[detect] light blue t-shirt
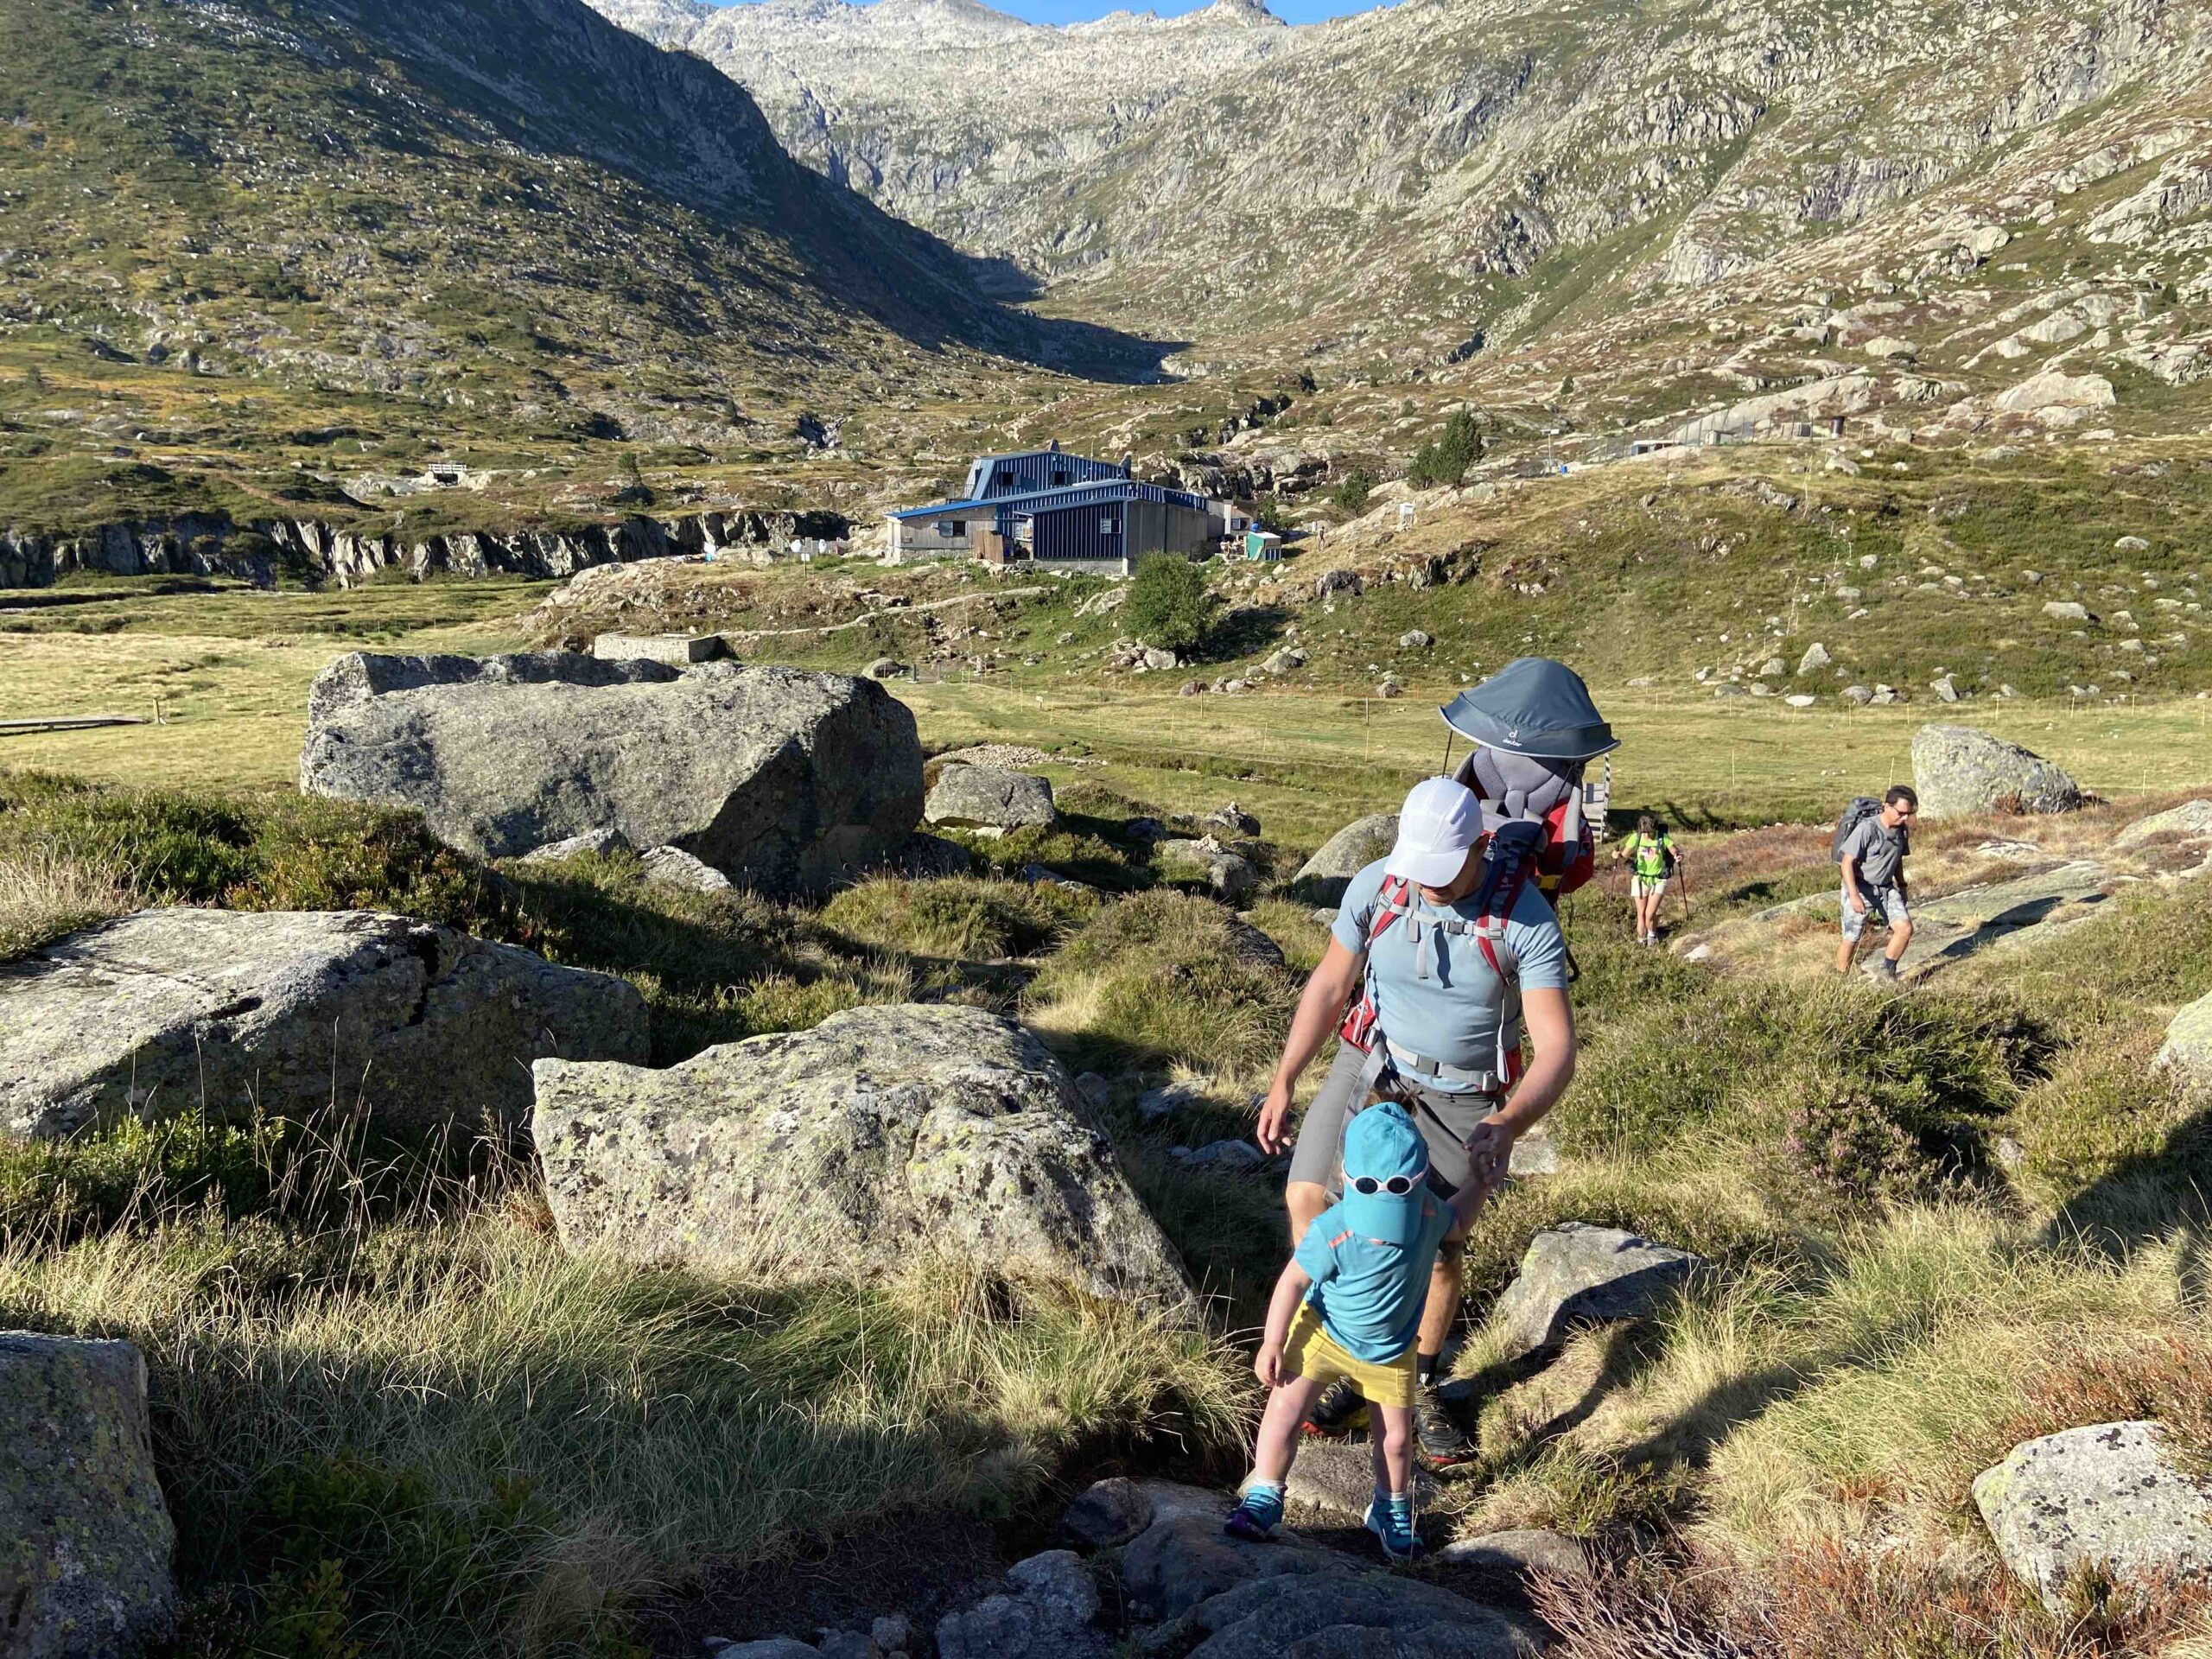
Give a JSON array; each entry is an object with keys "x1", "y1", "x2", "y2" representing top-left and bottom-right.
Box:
[
  {"x1": 1330, "y1": 855, "x2": 1569, "y2": 1092},
  {"x1": 1294, "y1": 1193, "x2": 1455, "y2": 1363}
]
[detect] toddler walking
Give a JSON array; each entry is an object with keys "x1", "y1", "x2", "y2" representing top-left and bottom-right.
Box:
[{"x1": 1224, "y1": 1098, "x2": 1487, "y2": 1561}]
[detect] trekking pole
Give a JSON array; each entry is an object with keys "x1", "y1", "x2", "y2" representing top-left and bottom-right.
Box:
[{"x1": 1676, "y1": 861, "x2": 1693, "y2": 922}]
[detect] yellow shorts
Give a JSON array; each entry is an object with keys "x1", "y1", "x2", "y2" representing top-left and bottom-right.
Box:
[{"x1": 1282, "y1": 1301, "x2": 1418, "y2": 1408}]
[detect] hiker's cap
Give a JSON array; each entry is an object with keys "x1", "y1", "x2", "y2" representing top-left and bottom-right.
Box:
[
  {"x1": 1386, "y1": 776, "x2": 1489, "y2": 887},
  {"x1": 1341, "y1": 1102, "x2": 1429, "y2": 1248}
]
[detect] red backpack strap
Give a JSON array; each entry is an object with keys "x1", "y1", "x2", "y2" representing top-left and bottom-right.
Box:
[{"x1": 1364, "y1": 874, "x2": 1411, "y2": 946}]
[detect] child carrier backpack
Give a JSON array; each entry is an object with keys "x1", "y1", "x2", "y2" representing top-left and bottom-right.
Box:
[
  {"x1": 1831, "y1": 798, "x2": 1908, "y2": 862},
  {"x1": 1438, "y1": 658, "x2": 1621, "y2": 899},
  {"x1": 1338, "y1": 820, "x2": 1548, "y2": 1092}
]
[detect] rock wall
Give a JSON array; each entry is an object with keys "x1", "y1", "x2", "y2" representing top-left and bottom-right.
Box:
[{"x1": 0, "y1": 508, "x2": 849, "y2": 591}]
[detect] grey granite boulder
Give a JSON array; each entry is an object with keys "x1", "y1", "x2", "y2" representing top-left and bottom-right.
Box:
[
  {"x1": 519, "y1": 827, "x2": 632, "y2": 863},
  {"x1": 1290, "y1": 814, "x2": 1398, "y2": 905},
  {"x1": 1973, "y1": 1421, "x2": 2212, "y2": 1613},
  {"x1": 925, "y1": 766, "x2": 1057, "y2": 831},
  {"x1": 0, "y1": 1333, "x2": 175, "y2": 1657},
  {"x1": 2113, "y1": 798, "x2": 2212, "y2": 851},
  {"x1": 1283, "y1": 1438, "x2": 1436, "y2": 1519},
  {"x1": 1156, "y1": 838, "x2": 1258, "y2": 900},
  {"x1": 1492, "y1": 1223, "x2": 1705, "y2": 1356},
  {"x1": 1122, "y1": 1515, "x2": 1537, "y2": 1657},
  {"x1": 301, "y1": 652, "x2": 923, "y2": 896},
  {"x1": 2155, "y1": 990, "x2": 2212, "y2": 1094},
  {"x1": 1910, "y1": 724, "x2": 2082, "y2": 818},
  {"x1": 639, "y1": 844, "x2": 734, "y2": 893},
  {"x1": 1061, "y1": 1478, "x2": 1225, "y2": 1552},
  {"x1": 1436, "y1": 1528, "x2": 1590, "y2": 1580},
  {"x1": 938, "y1": 1550, "x2": 1106, "y2": 1659},
  {"x1": 1, "y1": 909, "x2": 646, "y2": 1140},
  {"x1": 531, "y1": 1005, "x2": 1189, "y2": 1306},
  {"x1": 894, "y1": 832, "x2": 975, "y2": 879}
]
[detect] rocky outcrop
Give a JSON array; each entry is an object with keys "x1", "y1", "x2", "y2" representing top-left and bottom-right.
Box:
[
  {"x1": 2154, "y1": 989, "x2": 2212, "y2": 1092},
  {"x1": 300, "y1": 653, "x2": 923, "y2": 895},
  {"x1": 0, "y1": 909, "x2": 646, "y2": 1141},
  {"x1": 1974, "y1": 1421, "x2": 2212, "y2": 1614},
  {"x1": 2113, "y1": 798, "x2": 2212, "y2": 850},
  {"x1": 1120, "y1": 1510, "x2": 1538, "y2": 1656},
  {"x1": 0, "y1": 1332, "x2": 176, "y2": 1657},
  {"x1": 1289, "y1": 812, "x2": 1398, "y2": 905},
  {"x1": 1492, "y1": 1223, "x2": 1704, "y2": 1357},
  {"x1": 0, "y1": 509, "x2": 845, "y2": 591},
  {"x1": 937, "y1": 1551, "x2": 1107, "y2": 1659},
  {"x1": 1155, "y1": 837, "x2": 1259, "y2": 900},
  {"x1": 925, "y1": 766, "x2": 1057, "y2": 831},
  {"x1": 1910, "y1": 725, "x2": 2082, "y2": 818},
  {"x1": 531, "y1": 1005, "x2": 1191, "y2": 1306}
]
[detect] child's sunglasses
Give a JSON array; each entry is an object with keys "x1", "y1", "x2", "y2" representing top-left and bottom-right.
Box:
[{"x1": 1349, "y1": 1173, "x2": 1421, "y2": 1196}]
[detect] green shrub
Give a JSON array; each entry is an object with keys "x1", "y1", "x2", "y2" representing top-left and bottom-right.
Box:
[
  {"x1": 823, "y1": 875, "x2": 1090, "y2": 961},
  {"x1": 1026, "y1": 890, "x2": 1298, "y2": 1077},
  {"x1": 1332, "y1": 468, "x2": 1375, "y2": 512},
  {"x1": 1408, "y1": 410, "x2": 1482, "y2": 487},
  {"x1": 1123, "y1": 554, "x2": 1214, "y2": 655}
]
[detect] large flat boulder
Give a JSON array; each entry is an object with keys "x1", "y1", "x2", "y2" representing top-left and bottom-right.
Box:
[
  {"x1": 301, "y1": 653, "x2": 923, "y2": 895},
  {"x1": 1891, "y1": 860, "x2": 2119, "y2": 982},
  {"x1": 1289, "y1": 813, "x2": 1397, "y2": 905},
  {"x1": 531, "y1": 1005, "x2": 1190, "y2": 1306},
  {"x1": 1973, "y1": 1421, "x2": 2212, "y2": 1613},
  {"x1": 0, "y1": 1333, "x2": 175, "y2": 1657},
  {"x1": 925, "y1": 765, "x2": 1057, "y2": 831},
  {"x1": 2113, "y1": 798, "x2": 2212, "y2": 851},
  {"x1": 1910, "y1": 724, "x2": 2082, "y2": 818},
  {"x1": 1491, "y1": 1223, "x2": 1704, "y2": 1357},
  {"x1": 1, "y1": 910, "x2": 646, "y2": 1141}
]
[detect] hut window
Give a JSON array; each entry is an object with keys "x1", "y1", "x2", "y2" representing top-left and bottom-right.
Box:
[
  {"x1": 939, "y1": 519, "x2": 965, "y2": 537},
  {"x1": 1100, "y1": 517, "x2": 1119, "y2": 534}
]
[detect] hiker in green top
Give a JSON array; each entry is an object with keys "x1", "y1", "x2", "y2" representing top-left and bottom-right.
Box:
[{"x1": 1613, "y1": 811, "x2": 1679, "y2": 945}]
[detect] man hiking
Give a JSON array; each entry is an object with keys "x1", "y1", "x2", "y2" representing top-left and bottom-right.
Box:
[
  {"x1": 1614, "y1": 811, "x2": 1680, "y2": 944},
  {"x1": 1834, "y1": 785, "x2": 1917, "y2": 981},
  {"x1": 1256, "y1": 774, "x2": 1578, "y2": 1468}
]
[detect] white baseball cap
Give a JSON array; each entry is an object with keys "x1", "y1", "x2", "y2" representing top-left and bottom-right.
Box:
[{"x1": 1384, "y1": 776, "x2": 1491, "y2": 887}]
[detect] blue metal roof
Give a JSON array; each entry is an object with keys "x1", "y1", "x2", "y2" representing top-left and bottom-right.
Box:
[
  {"x1": 892, "y1": 478, "x2": 1209, "y2": 520},
  {"x1": 887, "y1": 498, "x2": 990, "y2": 521}
]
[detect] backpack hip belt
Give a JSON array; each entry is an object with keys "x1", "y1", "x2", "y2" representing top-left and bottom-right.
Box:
[{"x1": 1382, "y1": 1041, "x2": 1505, "y2": 1095}]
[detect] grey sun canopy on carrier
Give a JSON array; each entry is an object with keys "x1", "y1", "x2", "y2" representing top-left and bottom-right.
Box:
[{"x1": 1440, "y1": 657, "x2": 1619, "y2": 828}]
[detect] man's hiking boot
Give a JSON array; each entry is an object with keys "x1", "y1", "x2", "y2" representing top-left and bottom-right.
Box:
[
  {"x1": 1301, "y1": 1376, "x2": 1369, "y2": 1439},
  {"x1": 1414, "y1": 1389, "x2": 1476, "y2": 1469},
  {"x1": 1863, "y1": 956, "x2": 1902, "y2": 982}
]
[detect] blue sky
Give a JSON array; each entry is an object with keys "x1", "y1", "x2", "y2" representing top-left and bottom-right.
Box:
[{"x1": 707, "y1": 0, "x2": 1384, "y2": 24}]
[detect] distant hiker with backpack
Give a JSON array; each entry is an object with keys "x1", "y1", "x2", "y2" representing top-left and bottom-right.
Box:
[
  {"x1": 1255, "y1": 658, "x2": 1611, "y2": 1470},
  {"x1": 1834, "y1": 785, "x2": 1918, "y2": 981},
  {"x1": 1615, "y1": 811, "x2": 1680, "y2": 944}
]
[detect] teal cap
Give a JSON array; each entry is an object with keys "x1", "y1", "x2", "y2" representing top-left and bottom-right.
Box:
[{"x1": 1340, "y1": 1102, "x2": 1429, "y2": 1248}]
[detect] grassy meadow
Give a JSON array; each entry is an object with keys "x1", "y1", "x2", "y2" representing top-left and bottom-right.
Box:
[{"x1": 3, "y1": 545, "x2": 2212, "y2": 1656}]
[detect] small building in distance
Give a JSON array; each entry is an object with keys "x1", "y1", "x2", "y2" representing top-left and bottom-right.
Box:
[
  {"x1": 1243, "y1": 527, "x2": 1283, "y2": 562},
  {"x1": 886, "y1": 443, "x2": 1219, "y2": 575}
]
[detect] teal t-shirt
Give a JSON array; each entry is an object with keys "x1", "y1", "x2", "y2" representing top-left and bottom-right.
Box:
[
  {"x1": 1330, "y1": 856, "x2": 1570, "y2": 1092},
  {"x1": 1294, "y1": 1192, "x2": 1455, "y2": 1363}
]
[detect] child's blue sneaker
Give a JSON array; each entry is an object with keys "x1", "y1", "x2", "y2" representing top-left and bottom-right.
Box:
[
  {"x1": 1363, "y1": 1493, "x2": 1421, "y2": 1563},
  {"x1": 1224, "y1": 1481, "x2": 1284, "y2": 1541}
]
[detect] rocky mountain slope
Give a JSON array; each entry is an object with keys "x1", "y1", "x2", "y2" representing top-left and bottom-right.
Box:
[
  {"x1": 611, "y1": 0, "x2": 2209, "y2": 380},
  {"x1": 0, "y1": 0, "x2": 1140, "y2": 531}
]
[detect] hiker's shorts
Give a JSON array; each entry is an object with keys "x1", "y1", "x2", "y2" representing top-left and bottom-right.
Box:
[
  {"x1": 1629, "y1": 875, "x2": 1669, "y2": 899},
  {"x1": 1282, "y1": 1301, "x2": 1418, "y2": 1408},
  {"x1": 1839, "y1": 884, "x2": 1909, "y2": 942},
  {"x1": 1286, "y1": 1041, "x2": 1497, "y2": 1199}
]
